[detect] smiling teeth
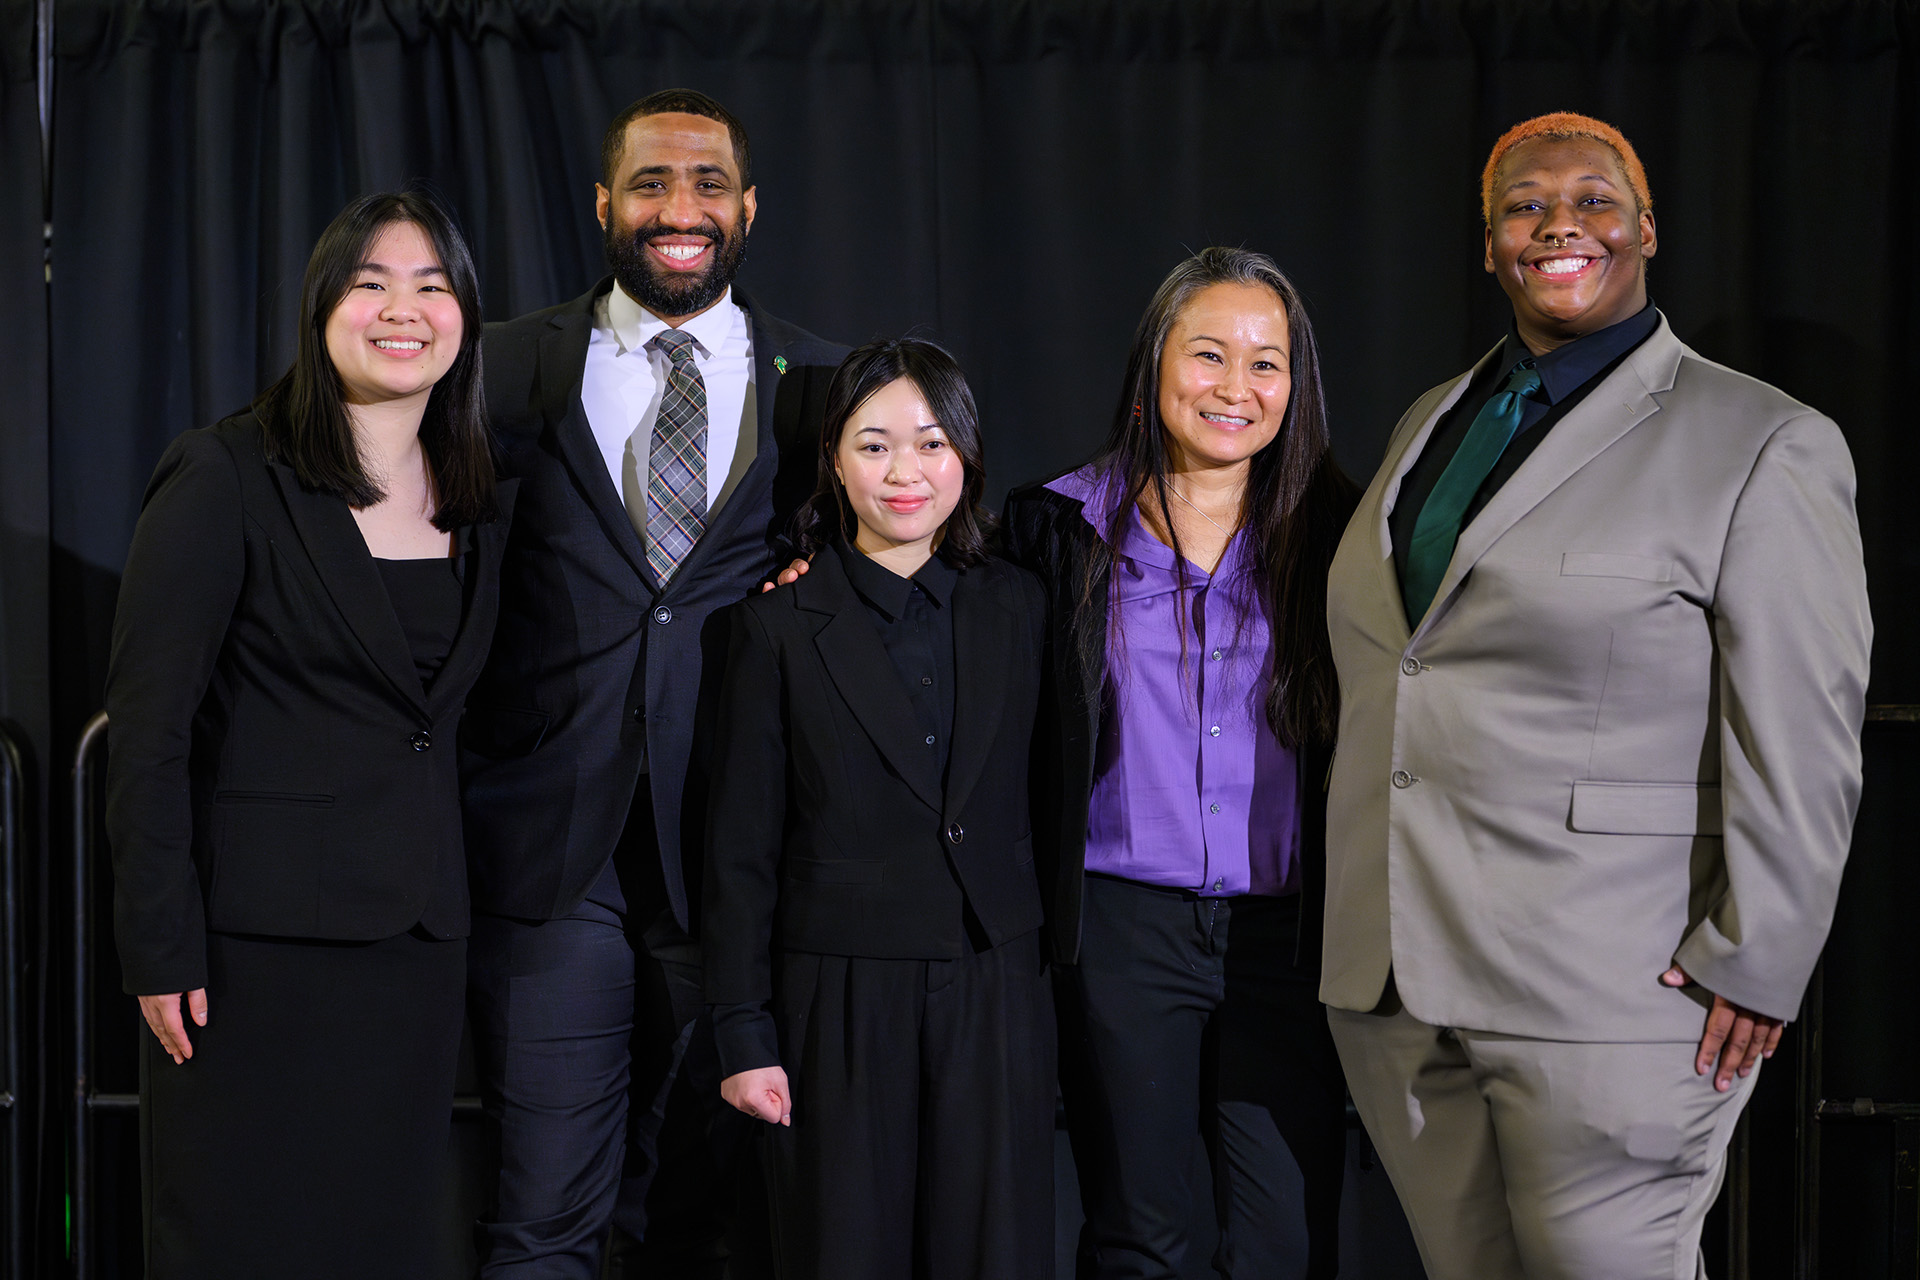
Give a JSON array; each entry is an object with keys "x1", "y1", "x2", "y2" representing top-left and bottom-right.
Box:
[
  {"x1": 657, "y1": 244, "x2": 707, "y2": 260},
  {"x1": 1201, "y1": 413, "x2": 1251, "y2": 425},
  {"x1": 1537, "y1": 258, "x2": 1591, "y2": 275},
  {"x1": 375, "y1": 339, "x2": 424, "y2": 350}
]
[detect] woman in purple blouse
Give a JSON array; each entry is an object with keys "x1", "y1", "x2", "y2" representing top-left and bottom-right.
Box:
[{"x1": 1003, "y1": 247, "x2": 1359, "y2": 1279}]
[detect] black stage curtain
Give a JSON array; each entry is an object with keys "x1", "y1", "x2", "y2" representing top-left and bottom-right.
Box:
[{"x1": 9, "y1": 0, "x2": 1920, "y2": 1274}]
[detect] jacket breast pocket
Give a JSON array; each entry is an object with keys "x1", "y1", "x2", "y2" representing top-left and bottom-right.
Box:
[
  {"x1": 1569, "y1": 780, "x2": 1722, "y2": 836},
  {"x1": 785, "y1": 857, "x2": 884, "y2": 886},
  {"x1": 1560, "y1": 553, "x2": 1676, "y2": 582}
]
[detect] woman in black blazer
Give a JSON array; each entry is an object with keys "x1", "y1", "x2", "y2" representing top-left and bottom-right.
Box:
[
  {"x1": 106, "y1": 190, "x2": 511, "y2": 1279},
  {"x1": 702, "y1": 340, "x2": 1054, "y2": 1280},
  {"x1": 1002, "y1": 248, "x2": 1358, "y2": 1279}
]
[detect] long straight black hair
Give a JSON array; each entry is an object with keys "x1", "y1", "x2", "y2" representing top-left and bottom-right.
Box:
[
  {"x1": 793, "y1": 338, "x2": 994, "y2": 568},
  {"x1": 1075, "y1": 246, "x2": 1357, "y2": 749},
  {"x1": 253, "y1": 188, "x2": 496, "y2": 529}
]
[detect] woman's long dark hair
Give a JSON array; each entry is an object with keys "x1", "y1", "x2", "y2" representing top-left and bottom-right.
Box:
[
  {"x1": 1075, "y1": 246, "x2": 1357, "y2": 749},
  {"x1": 253, "y1": 188, "x2": 496, "y2": 529},
  {"x1": 793, "y1": 338, "x2": 993, "y2": 567}
]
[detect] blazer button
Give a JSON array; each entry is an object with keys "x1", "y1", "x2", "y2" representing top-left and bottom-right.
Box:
[
  {"x1": 1391, "y1": 769, "x2": 1416, "y2": 788},
  {"x1": 411, "y1": 730, "x2": 433, "y2": 752},
  {"x1": 652, "y1": 605, "x2": 673, "y2": 624},
  {"x1": 1401, "y1": 656, "x2": 1422, "y2": 676},
  {"x1": 632, "y1": 707, "x2": 644, "y2": 723},
  {"x1": 946, "y1": 822, "x2": 964, "y2": 844}
]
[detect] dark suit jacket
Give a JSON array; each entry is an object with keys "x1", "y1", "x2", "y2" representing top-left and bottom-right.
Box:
[
  {"x1": 701, "y1": 549, "x2": 1048, "y2": 1006},
  {"x1": 461, "y1": 281, "x2": 847, "y2": 929},
  {"x1": 1001, "y1": 476, "x2": 1334, "y2": 970},
  {"x1": 105, "y1": 413, "x2": 517, "y2": 995}
]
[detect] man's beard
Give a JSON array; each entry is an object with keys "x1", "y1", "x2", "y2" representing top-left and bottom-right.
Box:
[{"x1": 605, "y1": 214, "x2": 749, "y2": 320}]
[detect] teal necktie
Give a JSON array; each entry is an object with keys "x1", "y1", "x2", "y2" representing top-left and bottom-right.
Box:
[{"x1": 1401, "y1": 360, "x2": 1543, "y2": 626}]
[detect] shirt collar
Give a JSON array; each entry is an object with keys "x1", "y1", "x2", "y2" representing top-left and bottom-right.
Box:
[
  {"x1": 1504, "y1": 300, "x2": 1660, "y2": 405},
  {"x1": 603, "y1": 281, "x2": 740, "y2": 360},
  {"x1": 834, "y1": 541, "x2": 959, "y2": 618}
]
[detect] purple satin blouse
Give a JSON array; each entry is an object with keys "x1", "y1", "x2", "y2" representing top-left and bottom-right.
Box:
[{"x1": 1049, "y1": 467, "x2": 1300, "y2": 898}]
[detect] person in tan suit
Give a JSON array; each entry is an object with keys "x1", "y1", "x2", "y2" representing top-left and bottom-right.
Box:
[{"x1": 1321, "y1": 112, "x2": 1872, "y2": 1279}]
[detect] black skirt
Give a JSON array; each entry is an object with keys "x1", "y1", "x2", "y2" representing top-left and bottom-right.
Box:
[{"x1": 139, "y1": 927, "x2": 466, "y2": 1280}]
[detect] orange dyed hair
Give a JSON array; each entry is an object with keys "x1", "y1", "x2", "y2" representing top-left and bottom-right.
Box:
[{"x1": 1481, "y1": 112, "x2": 1652, "y2": 225}]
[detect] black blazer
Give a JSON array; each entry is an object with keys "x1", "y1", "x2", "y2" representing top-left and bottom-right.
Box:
[
  {"x1": 460, "y1": 281, "x2": 847, "y2": 929},
  {"x1": 105, "y1": 413, "x2": 517, "y2": 995},
  {"x1": 1002, "y1": 476, "x2": 1334, "y2": 970},
  {"x1": 701, "y1": 549, "x2": 1048, "y2": 1006}
]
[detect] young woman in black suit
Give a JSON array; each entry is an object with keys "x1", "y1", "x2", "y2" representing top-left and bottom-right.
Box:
[
  {"x1": 106, "y1": 189, "x2": 512, "y2": 1279},
  {"x1": 702, "y1": 339, "x2": 1054, "y2": 1280}
]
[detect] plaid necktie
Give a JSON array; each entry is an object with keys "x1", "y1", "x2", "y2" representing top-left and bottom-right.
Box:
[{"x1": 639, "y1": 328, "x2": 709, "y2": 580}]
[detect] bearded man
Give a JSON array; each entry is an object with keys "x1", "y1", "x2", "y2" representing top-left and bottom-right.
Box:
[
  {"x1": 1320, "y1": 112, "x2": 1871, "y2": 1278},
  {"x1": 461, "y1": 89, "x2": 846, "y2": 1278}
]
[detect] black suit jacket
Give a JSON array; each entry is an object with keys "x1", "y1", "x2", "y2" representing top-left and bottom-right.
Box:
[
  {"x1": 701, "y1": 549, "x2": 1048, "y2": 1006},
  {"x1": 461, "y1": 281, "x2": 848, "y2": 928},
  {"x1": 106, "y1": 413, "x2": 517, "y2": 995},
  {"x1": 1002, "y1": 476, "x2": 1334, "y2": 970}
]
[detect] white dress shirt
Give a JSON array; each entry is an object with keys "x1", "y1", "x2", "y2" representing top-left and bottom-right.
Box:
[{"x1": 580, "y1": 282, "x2": 758, "y2": 540}]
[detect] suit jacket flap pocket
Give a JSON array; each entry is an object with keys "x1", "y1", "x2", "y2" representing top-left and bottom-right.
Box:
[
  {"x1": 1570, "y1": 781, "x2": 1722, "y2": 836},
  {"x1": 786, "y1": 857, "x2": 885, "y2": 886},
  {"x1": 1560, "y1": 553, "x2": 1675, "y2": 582}
]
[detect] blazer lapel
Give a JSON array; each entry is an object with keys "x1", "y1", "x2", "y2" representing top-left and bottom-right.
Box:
[
  {"x1": 427, "y1": 478, "x2": 520, "y2": 717},
  {"x1": 1416, "y1": 318, "x2": 1680, "y2": 641},
  {"x1": 797, "y1": 556, "x2": 945, "y2": 812},
  {"x1": 942, "y1": 567, "x2": 1015, "y2": 818},
  {"x1": 269, "y1": 464, "x2": 427, "y2": 717},
  {"x1": 538, "y1": 307, "x2": 658, "y2": 592}
]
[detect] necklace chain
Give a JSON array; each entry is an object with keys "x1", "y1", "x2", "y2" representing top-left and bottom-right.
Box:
[{"x1": 1167, "y1": 481, "x2": 1238, "y2": 539}]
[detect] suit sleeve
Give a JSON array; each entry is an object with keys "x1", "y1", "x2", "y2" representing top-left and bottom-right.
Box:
[
  {"x1": 1674, "y1": 411, "x2": 1871, "y2": 1020},
  {"x1": 104, "y1": 430, "x2": 247, "y2": 995},
  {"x1": 701, "y1": 602, "x2": 790, "y2": 1071}
]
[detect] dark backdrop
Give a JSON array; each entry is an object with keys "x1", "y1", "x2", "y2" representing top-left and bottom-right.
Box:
[{"x1": 3, "y1": 0, "x2": 1917, "y2": 1275}]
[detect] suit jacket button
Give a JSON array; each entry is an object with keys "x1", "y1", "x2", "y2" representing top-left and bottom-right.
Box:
[
  {"x1": 1401, "y1": 657, "x2": 1422, "y2": 676},
  {"x1": 652, "y1": 605, "x2": 673, "y2": 625},
  {"x1": 632, "y1": 707, "x2": 644, "y2": 723},
  {"x1": 947, "y1": 822, "x2": 964, "y2": 844},
  {"x1": 1391, "y1": 769, "x2": 1415, "y2": 788},
  {"x1": 411, "y1": 730, "x2": 432, "y2": 752}
]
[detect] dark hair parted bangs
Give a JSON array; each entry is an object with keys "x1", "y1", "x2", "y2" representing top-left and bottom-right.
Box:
[
  {"x1": 793, "y1": 339, "x2": 994, "y2": 568},
  {"x1": 602, "y1": 88, "x2": 753, "y2": 188},
  {"x1": 253, "y1": 188, "x2": 496, "y2": 529},
  {"x1": 1076, "y1": 246, "x2": 1358, "y2": 749}
]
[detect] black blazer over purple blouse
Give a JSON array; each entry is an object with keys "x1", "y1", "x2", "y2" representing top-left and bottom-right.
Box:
[{"x1": 105, "y1": 412, "x2": 517, "y2": 995}]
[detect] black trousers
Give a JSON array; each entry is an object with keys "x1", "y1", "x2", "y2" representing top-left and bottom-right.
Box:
[
  {"x1": 1058, "y1": 875, "x2": 1348, "y2": 1280},
  {"x1": 468, "y1": 806, "x2": 765, "y2": 1279},
  {"x1": 763, "y1": 930, "x2": 1056, "y2": 1280}
]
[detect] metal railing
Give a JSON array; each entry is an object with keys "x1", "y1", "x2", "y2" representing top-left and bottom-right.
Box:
[{"x1": 1, "y1": 721, "x2": 29, "y2": 1280}]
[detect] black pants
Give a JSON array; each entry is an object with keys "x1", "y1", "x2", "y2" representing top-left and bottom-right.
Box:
[
  {"x1": 764, "y1": 930, "x2": 1056, "y2": 1280},
  {"x1": 468, "y1": 818, "x2": 765, "y2": 1279},
  {"x1": 1058, "y1": 875, "x2": 1348, "y2": 1280}
]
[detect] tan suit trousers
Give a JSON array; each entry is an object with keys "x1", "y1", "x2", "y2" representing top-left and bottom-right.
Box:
[{"x1": 1329, "y1": 996, "x2": 1754, "y2": 1280}]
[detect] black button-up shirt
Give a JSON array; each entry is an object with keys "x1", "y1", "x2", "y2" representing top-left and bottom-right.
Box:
[
  {"x1": 1390, "y1": 302, "x2": 1661, "y2": 590},
  {"x1": 835, "y1": 541, "x2": 958, "y2": 779}
]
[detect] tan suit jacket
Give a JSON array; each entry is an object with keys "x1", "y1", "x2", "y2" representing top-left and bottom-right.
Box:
[{"x1": 1322, "y1": 314, "x2": 1871, "y2": 1042}]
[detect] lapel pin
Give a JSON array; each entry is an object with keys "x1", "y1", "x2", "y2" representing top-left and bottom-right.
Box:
[{"x1": 773, "y1": 356, "x2": 789, "y2": 375}]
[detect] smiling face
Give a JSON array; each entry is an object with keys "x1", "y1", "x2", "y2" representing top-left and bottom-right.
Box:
[
  {"x1": 322, "y1": 220, "x2": 463, "y2": 412},
  {"x1": 1484, "y1": 135, "x2": 1658, "y2": 354},
  {"x1": 597, "y1": 111, "x2": 756, "y2": 325},
  {"x1": 1155, "y1": 281, "x2": 1292, "y2": 475},
  {"x1": 832, "y1": 377, "x2": 967, "y2": 567}
]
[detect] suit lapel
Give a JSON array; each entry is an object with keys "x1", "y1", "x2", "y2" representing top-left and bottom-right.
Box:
[
  {"x1": 943, "y1": 566, "x2": 1014, "y2": 818},
  {"x1": 269, "y1": 464, "x2": 427, "y2": 717},
  {"x1": 538, "y1": 306, "x2": 658, "y2": 591},
  {"x1": 1416, "y1": 319, "x2": 1680, "y2": 641},
  {"x1": 426, "y1": 478, "x2": 520, "y2": 717},
  {"x1": 797, "y1": 555, "x2": 945, "y2": 812}
]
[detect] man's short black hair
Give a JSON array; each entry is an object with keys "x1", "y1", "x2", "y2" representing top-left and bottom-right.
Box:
[{"x1": 600, "y1": 89, "x2": 752, "y2": 190}]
